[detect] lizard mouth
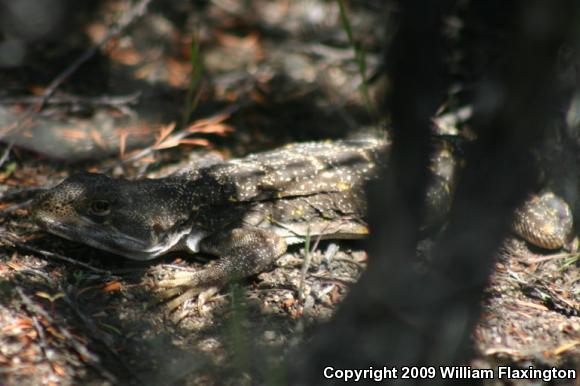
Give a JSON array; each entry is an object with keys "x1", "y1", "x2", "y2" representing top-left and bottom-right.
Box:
[{"x1": 33, "y1": 212, "x2": 172, "y2": 261}]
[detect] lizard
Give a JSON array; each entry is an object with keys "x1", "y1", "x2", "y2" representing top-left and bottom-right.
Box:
[
  {"x1": 31, "y1": 138, "x2": 387, "y2": 306},
  {"x1": 30, "y1": 137, "x2": 574, "y2": 307}
]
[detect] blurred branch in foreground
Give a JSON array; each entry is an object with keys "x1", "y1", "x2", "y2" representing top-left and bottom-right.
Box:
[{"x1": 288, "y1": 1, "x2": 579, "y2": 384}]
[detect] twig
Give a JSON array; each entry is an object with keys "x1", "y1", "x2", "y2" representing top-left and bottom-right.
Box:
[
  {"x1": 0, "y1": 199, "x2": 33, "y2": 216},
  {"x1": 522, "y1": 251, "x2": 580, "y2": 263},
  {"x1": 59, "y1": 290, "x2": 146, "y2": 384},
  {"x1": 31, "y1": 316, "x2": 50, "y2": 364},
  {"x1": 0, "y1": 186, "x2": 44, "y2": 201},
  {"x1": 0, "y1": 187, "x2": 43, "y2": 216},
  {"x1": 0, "y1": 0, "x2": 155, "y2": 167},
  {"x1": 37, "y1": 0, "x2": 153, "y2": 111},
  {"x1": 0, "y1": 92, "x2": 141, "y2": 108},
  {"x1": 17, "y1": 267, "x2": 146, "y2": 383},
  {"x1": 15, "y1": 287, "x2": 118, "y2": 384},
  {"x1": 1, "y1": 234, "x2": 111, "y2": 274},
  {"x1": 0, "y1": 142, "x2": 13, "y2": 166}
]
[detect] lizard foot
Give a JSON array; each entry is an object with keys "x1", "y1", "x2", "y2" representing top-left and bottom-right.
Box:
[
  {"x1": 151, "y1": 268, "x2": 223, "y2": 311},
  {"x1": 164, "y1": 286, "x2": 220, "y2": 312},
  {"x1": 153, "y1": 228, "x2": 287, "y2": 310},
  {"x1": 156, "y1": 270, "x2": 207, "y2": 288},
  {"x1": 153, "y1": 280, "x2": 221, "y2": 311}
]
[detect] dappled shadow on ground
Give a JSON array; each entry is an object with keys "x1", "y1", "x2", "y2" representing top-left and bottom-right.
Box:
[
  {"x1": 0, "y1": 0, "x2": 579, "y2": 385},
  {"x1": 0, "y1": 0, "x2": 381, "y2": 161},
  {"x1": 0, "y1": 224, "x2": 368, "y2": 385}
]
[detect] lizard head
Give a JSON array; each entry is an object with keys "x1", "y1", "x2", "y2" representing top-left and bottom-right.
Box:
[{"x1": 31, "y1": 173, "x2": 194, "y2": 260}]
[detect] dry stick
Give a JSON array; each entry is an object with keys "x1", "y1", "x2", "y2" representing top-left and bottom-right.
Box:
[
  {"x1": 37, "y1": 0, "x2": 154, "y2": 111},
  {"x1": 31, "y1": 315, "x2": 51, "y2": 369},
  {"x1": 3, "y1": 224, "x2": 149, "y2": 276},
  {"x1": 0, "y1": 0, "x2": 155, "y2": 168},
  {"x1": 509, "y1": 266, "x2": 579, "y2": 315},
  {"x1": 0, "y1": 187, "x2": 44, "y2": 216},
  {"x1": 0, "y1": 92, "x2": 142, "y2": 108},
  {"x1": 15, "y1": 287, "x2": 118, "y2": 384},
  {"x1": 523, "y1": 251, "x2": 580, "y2": 263},
  {"x1": 0, "y1": 142, "x2": 12, "y2": 166},
  {"x1": 1, "y1": 234, "x2": 111, "y2": 274},
  {"x1": 17, "y1": 269, "x2": 147, "y2": 384},
  {"x1": 526, "y1": 272, "x2": 578, "y2": 308},
  {"x1": 0, "y1": 186, "x2": 44, "y2": 201},
  {"x1": 59, "y1": 291, "x2": 146, "y2": 384},
  {"x1": 0, "y1": 199, "x2": 33, "y2": 216}
]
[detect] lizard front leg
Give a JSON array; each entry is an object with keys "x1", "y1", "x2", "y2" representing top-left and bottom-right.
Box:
[{"x1": 156, "y1": 228, "x2": 287, "y2": 309}]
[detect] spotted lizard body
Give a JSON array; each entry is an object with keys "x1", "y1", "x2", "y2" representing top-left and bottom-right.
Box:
[{"x1": 31, "y1": 137, "x2": 574, "y2": 306}]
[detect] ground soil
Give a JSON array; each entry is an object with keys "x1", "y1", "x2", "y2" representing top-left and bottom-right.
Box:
[{"x1": 0, "y1": 1, "x2": 578, "y2": 385}]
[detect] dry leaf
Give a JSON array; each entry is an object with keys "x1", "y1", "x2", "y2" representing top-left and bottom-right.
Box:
[
  {"x1": 179, "y1": 138, "x2": 210, "y2": 147},
  {"x1": 52, "y1": 363, "x2": 67, "y2": 377},
  {"x1": 153, "y1": 123, "x2": 177, "y2": 147},
  {"x1": 102, "y1": 281, "x2": 122, "y2": 292},
  {"x1": 118, "y1": 128, "x2": 129, "y2": 158}
]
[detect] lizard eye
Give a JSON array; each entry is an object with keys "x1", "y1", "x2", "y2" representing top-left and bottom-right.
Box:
[{"x1": 89, "y1": 200, "x2": 110, "y2": 216}]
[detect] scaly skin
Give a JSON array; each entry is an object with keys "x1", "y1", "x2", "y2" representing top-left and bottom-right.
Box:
[
  {"x1": 30, "y1": 137, "x2": 574, "y2": 308},
  {"x1": 512, "y1": 192, "x2": 573, "y2": 250},
  {"x1": 31, "y1": 138, "x2": 385, "y2": 304}
]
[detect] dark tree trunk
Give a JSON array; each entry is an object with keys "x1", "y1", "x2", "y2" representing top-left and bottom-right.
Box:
[{"x1": 289, "y1": 1, "x2": 579, "y2": 384}]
